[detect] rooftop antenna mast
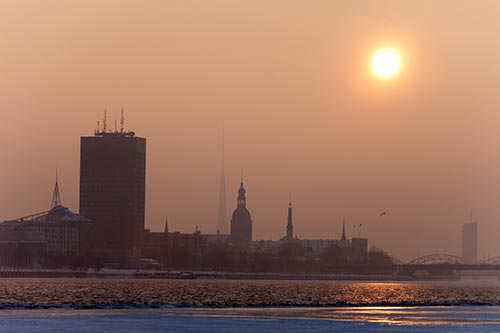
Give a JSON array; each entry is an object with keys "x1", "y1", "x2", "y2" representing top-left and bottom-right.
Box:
[
  {"x1": 50, "y1": 168, "x2": 61, "y2": 209},
  {"x1": 120, "y1": 109, "x2": 125, "y2": 133}
]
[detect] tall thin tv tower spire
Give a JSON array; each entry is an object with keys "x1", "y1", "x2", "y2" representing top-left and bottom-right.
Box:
[{"x1": 216, "y1": 129, "x2": 228, "y2": 234}]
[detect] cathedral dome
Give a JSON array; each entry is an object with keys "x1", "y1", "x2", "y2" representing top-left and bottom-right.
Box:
[{"x1": 232, "y1": 206, "x2": 251, "y2": 222}]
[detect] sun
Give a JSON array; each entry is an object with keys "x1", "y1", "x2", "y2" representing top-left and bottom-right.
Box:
[{"x1": 371, "y1": 49, "x2": 401, "y2": 79}]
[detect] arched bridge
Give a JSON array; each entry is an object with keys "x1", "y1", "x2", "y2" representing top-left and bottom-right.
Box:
[
  {"x1": 393, "y1": 254, "x2": 500, "y2": 276},
  {"x1": 402, "y1": 254, "x2": 500, "y2": 266},
  {"x1": 481, "y1": 256, "x2": 500, "y2": 265},
  {"x1": 388, "y1": 256, "x2": 405, "y2": 265},
  {"x1": 407, "y1": 254, "x2": 470, "y2": 265}
]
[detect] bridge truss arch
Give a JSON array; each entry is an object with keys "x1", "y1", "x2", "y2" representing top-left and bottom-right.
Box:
[
  {"x1": 389, "y1": 256, "x2": 404, "y2": 265},
  {"x1": 482, "y1": 256, "x2": 500, "y2": 265},
  {"x1": 407, "y1": 254, "x2": 469, "y2": 265}
]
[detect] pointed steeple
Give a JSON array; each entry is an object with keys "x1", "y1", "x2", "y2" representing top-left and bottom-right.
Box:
[
  {"x1": 50, "y1": 169, "x2": 61, "y2": 209},
  {"x1": 237, "y1": 178, "x2": 246, "y2": 207},
  {"x1": 341, "y1": 219, "x2": 346, "y2": 241},
  {"x1": 216, "y1": 130, "x2": 228, "y2": 234},
  {"x1": 286, "y1": 198, "x2": 294, "y2": 240},
  {"x1": 164, "y1": 216, "x2": 169, "y2": 233}
]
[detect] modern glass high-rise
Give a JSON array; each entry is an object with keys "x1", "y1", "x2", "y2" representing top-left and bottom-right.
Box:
[
  {"x1": 461, "y1": 222, "x2": 478, "y2": 263},
  {"x1": 79, "y1": 130, "x2": 146, "y2": 261}
]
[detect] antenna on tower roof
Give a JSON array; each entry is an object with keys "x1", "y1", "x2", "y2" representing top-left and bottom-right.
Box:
[
  {"x1": 114, "y1": 119, "x2": 117, "y2": 132},
  {"x1": 50, "y1": 168, "x2": 61, "y2": 209},
  {"x1": 103, "y1": 109, "x2": 107, "y2": 133},
  {"x1": 120, "y1": 109, "x2": 125, "y2": 133}
]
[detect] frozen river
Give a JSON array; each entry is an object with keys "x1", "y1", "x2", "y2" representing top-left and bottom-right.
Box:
[
  {"x1": 1, "y1": 278, "x2": 500, "y2": 332},
  {"x1": 1, "y1": 306, "x2": 500, "y2": 332}
]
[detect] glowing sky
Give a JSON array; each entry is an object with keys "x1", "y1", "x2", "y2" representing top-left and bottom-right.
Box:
[
  {"x1": 1, "y1": 1, "x2": 500, "y2": 260},
  {"x1": 371, "y1": 49, "x2": 401, "y2": 79}
]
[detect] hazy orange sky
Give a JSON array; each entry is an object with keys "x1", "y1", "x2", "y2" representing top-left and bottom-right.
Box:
[{"x1": 2, "y1": 0, "x2": 500, "y2": 261}]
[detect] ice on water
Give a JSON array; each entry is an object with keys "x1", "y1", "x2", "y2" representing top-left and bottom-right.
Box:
[
  {"x1": 1, "y1": 307, "x2": 500, "y2": 332},
  {"x1": 1, "y1": 278, "x2": 500, "y2": 332}
]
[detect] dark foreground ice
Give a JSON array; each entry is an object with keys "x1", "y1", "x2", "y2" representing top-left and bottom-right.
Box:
[{"x1": 1, "y1": 306, "x2": 500, "y2": 332}]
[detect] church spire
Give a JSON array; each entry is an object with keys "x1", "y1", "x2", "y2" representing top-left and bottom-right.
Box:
[
  {"x1": 341, "y1": 219, "x2": 346, "y2": 241},
  {"x1": 50, "y1": 169, "x2": 61, "y2": 209},
  {"x1": 286, "y1": 198, "x2": 294, "y2": 240},
  {"x1": 237, "y1": 177, "x2": 246, "y2": 207},
  {"x1": 164, "y1": 216, "x2": 169, "y2": 233}
]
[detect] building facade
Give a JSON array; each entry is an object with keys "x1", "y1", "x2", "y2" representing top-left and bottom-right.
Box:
[
  {"x1": 276, "y1": 208, "x2": 368, "y2": 256},
  {"x1": 0, "y1": 204, "x2": 90, "y2": 267},
  {"x1": 462, "y1": 221, "x2": 478, "y2": 263},
  {"x1": 80, "y1": 130, "x2": 146, "y2": 262},
  {"x1": 0, "y1": 229, "x2": 47, "y2": 268},
  {"x1": 143, "y1": 229, "x2": 201, "y2": 268},
  {"x1": 0, "y1": 205, "x2": 90, "y2": 257}
]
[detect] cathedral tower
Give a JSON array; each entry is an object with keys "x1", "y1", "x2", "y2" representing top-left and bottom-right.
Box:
[{"x1": 230, "y1": 180, "x2": 252, "y2": 243}]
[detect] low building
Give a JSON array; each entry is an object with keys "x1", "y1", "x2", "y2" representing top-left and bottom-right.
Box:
[
  {"x1": 278, "y1": 204, "x2": 368, "y2": 256},
  {"x1": 143, "y1": 229, "x2": 201, "y2": 268},
  {"x1": 0, "y1": 205, "x2": 90, "y2": 257},
  {"x1": 202, "y1": 233, "x2": 230, "y2": 243},
  {"x1": 0, "y1": 229, "x2": 47, "y2": 268},
  {"x1": 351, "y1": 237, "x2": 368, "y2": 253}
]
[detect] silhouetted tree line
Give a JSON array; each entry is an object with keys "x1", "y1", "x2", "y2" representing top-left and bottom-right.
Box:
[
  {"x1": 46, "y1": 242, "x2": 394, "y2": 272},
  {"x1": 154, "y1": 241, "x2": 395, "y2": 273}
]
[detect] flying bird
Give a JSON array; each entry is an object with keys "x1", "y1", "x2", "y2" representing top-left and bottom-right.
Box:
[{"x1": 379, "y1": 212, "x2": 390, "y2": 217}]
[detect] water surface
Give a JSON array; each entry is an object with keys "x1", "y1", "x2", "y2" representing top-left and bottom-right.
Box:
[
  {"x1": 1, "y1": 278, "x2": 500, "y2": 332},
  {"x1": 0, "y1": 278, "x2": 499, "y2": 308}
]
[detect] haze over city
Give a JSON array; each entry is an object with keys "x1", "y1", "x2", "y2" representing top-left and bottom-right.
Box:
[{"x1": 2, "y1": 1, "x2": 500, "y2": 261}]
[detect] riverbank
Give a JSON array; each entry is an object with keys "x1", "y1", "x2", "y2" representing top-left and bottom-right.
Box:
[{"x1": 0, "y1": 268, "x2": 451, "y2": 281}]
